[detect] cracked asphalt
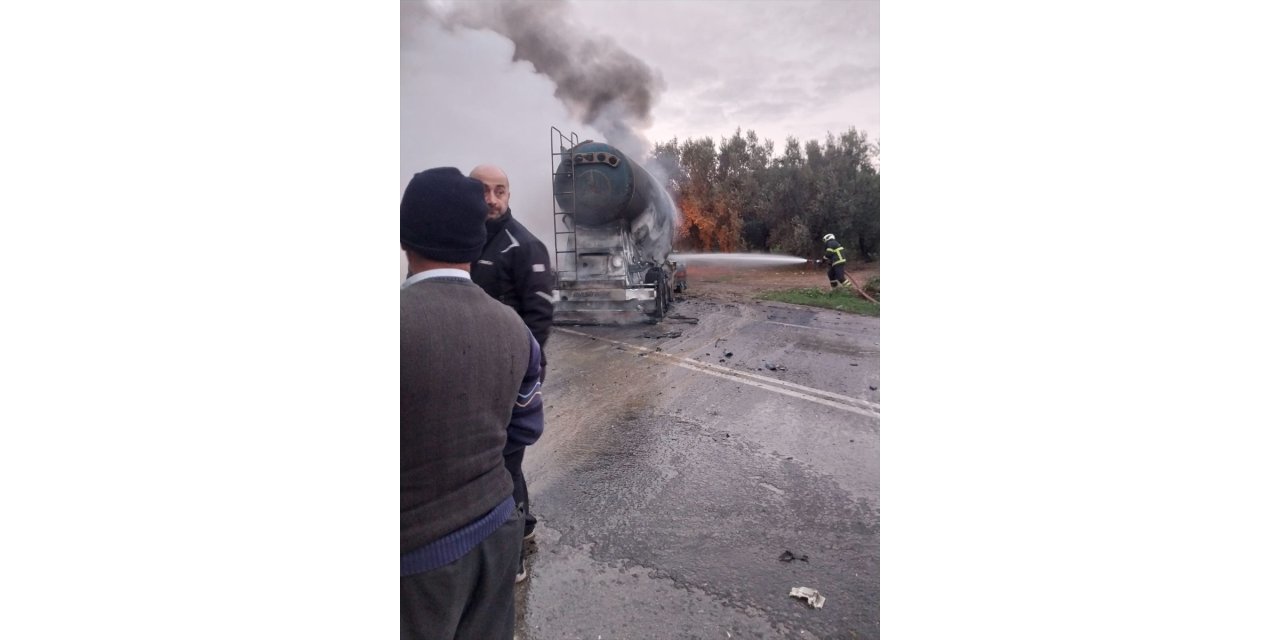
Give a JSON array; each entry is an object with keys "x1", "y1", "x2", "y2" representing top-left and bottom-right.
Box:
[{"x1": 518, "y1": 286, "x2": 880, "y2": 640}]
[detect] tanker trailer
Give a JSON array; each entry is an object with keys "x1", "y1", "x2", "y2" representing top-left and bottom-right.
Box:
[{"x1": 549, "y1": 134, "x2": 678, "y2": 324}]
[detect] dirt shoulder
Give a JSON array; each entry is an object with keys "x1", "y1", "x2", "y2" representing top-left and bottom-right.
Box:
[{"x1": 679, "y1": 260, "x2": 879, "y2": 301}]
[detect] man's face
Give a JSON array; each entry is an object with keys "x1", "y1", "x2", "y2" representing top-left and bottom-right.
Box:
[{"x1": 470, "y1": 167, "x2": 510, "y2": 220}]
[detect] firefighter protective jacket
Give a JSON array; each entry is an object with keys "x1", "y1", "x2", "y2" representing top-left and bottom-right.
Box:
[
  {"x1": 471, "y1": 210, "x2": 556, "y2": 357},
  {"x1": 824, "y1": 238, "x2": 848, "y2": 265}
]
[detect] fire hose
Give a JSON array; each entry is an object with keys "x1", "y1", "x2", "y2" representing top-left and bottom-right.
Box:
[{"x1": 814, "y1": 259, "x2": 879, "y2": 304}]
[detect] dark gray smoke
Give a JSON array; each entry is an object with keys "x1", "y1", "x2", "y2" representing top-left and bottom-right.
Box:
[{"x1": 432, "y1": 0, "x2": 665, "y2": 157}]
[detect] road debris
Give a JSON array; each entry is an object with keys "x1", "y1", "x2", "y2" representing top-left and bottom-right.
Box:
[
  {"x1": 778, "y1": 550, "x2": 809, "y2": 563},
  {"x1": 789, "y1": 586, "x2": 826, "y2": 609},
  {"x1": 664, "y1": 314, "x2": 699, "y2": 324},
  {"x1": 642, "y1": 330, "x2": 683, "y2": 339},
  {"x1": 762, "y1": 361, "x2": 788, "y2": 372}
]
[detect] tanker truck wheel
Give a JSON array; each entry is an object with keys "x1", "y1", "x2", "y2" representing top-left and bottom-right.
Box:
[{"x1": 648, "y1": 278, "x2": 667, "y2": 322}]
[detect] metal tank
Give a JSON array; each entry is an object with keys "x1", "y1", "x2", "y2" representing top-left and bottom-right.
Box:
[
  {"x1": 552, "y1": 140, "x2": 675, "y2": 265},
  {"x1": 549, "y1": 130, "x2": 679, "y2": 323}
]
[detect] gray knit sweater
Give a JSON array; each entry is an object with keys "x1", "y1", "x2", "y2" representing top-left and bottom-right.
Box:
[{"x1": 401, "y1": 275, "x2": 532, "y2": 553}]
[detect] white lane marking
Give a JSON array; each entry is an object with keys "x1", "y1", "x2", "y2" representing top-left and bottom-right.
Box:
[
  {"x1": 666, "y1": 359, "x2": 881, "y2": 419},
  {"x1": 555, "y1": 327, "x2": 880, "y2": 418}
]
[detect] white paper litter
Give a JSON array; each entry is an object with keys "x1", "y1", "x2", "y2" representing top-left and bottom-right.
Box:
[{"x1": 788, "y1": 586, "x2": 826, "y2": 609}]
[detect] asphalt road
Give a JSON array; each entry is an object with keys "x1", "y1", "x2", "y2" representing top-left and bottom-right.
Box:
[{"x1": 517, "y1": 291, "x2": 880, "y2": 639}]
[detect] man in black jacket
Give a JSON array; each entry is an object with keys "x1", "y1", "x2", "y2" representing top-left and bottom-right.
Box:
[{"x1": 469, "y1": 164, "x2": 556, "y2": 582}]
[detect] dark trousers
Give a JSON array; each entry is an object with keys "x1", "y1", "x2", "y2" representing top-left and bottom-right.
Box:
[
  {"x1": 827, "y1": 263, "x2": 847, "y2": 287},
  {"x1": 400, "y1": 508, "x2": 522, "y2": 640},
  {"x1": 504, "y1": 448, "x2": 536, "y2": 536}
]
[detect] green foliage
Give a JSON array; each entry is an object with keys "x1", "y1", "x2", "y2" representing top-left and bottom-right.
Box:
[
  {"x1": 650, "y1": 126, "x2": 879, "y2": 261},
  {"x1": 756, "y1": 287, "x2": 880, "y2": 317},
  {"x1": 863, "y1": 276, "x2": 880, "y2": 299}
]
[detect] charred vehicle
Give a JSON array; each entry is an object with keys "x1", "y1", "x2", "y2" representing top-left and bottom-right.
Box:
[{"x1": 549, "y1": 128, "x2": 680, "y2": 323}]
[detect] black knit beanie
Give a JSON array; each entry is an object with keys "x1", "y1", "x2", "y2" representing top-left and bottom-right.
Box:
[{"x1": 400, "y1": 167, "x2": 488, "y2": 263}]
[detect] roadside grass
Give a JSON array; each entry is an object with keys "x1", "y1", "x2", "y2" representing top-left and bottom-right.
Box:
[{"x1": 756, "y1": 286, "x2": 880, "y2": 317}]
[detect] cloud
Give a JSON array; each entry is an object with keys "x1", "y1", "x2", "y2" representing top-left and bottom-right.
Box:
[
  {"x1": 730, "y1": 100, "x2": 805, "y2": 123},
  {"x1": 610, "y1": 3, "x2": 876, "y2": 147},
  {"x1": 817, "y1": 63, "x2": 881, "y2": 96}
]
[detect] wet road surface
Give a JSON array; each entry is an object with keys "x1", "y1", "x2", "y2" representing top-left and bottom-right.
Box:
[{"x1": 518, "y1": 293, "x2": 880, "y2": 639}]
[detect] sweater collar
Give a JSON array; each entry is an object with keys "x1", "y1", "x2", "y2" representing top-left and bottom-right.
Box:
[{"x1": 401, "y1": 268, "x2": 471, "y2": 289}]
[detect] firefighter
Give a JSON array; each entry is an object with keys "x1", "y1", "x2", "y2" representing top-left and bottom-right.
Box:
[{"x1": 821, "y1": 233, "x2": 853, "y2": 290}]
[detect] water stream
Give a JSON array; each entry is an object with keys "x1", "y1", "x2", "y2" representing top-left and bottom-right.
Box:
[{"x1": 669, "y1": 252, "x2": 809, "y2": 266}]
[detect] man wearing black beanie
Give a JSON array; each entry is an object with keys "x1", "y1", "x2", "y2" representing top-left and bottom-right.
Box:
[{"x1": 400, "y1": 167, "x2": 544, "y2": 639}]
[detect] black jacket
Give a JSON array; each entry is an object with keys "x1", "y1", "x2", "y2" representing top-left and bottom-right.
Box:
[{"x1": 471, "y1": 210, "x2": 556, "y2": 357}]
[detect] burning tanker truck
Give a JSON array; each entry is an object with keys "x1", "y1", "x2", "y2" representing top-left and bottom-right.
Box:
[{"x1": 549, "y1": 130, "x2": 682, "y2": 324}]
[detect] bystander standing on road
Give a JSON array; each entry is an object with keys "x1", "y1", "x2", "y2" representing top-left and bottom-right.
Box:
[
  {"x1": 469, "y1": 164, "x2": 556, "y2": 583},
  {"x1": 401, "y1": 167, "x2": 544, "y2": 638}
]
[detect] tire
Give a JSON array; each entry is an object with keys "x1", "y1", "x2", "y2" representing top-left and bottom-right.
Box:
[{"x1": 649, "y1": 278, "x2": 667, "y2": 320}]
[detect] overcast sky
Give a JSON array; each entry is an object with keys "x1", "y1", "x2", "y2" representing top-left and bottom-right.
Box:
[{"x1": 400, "y1": 0, "x2": 879, "y2": 270}]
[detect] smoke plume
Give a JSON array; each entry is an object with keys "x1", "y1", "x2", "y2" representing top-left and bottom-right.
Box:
[{"x1": 430, "y1": 0, "x2": 665, "y2": 158}]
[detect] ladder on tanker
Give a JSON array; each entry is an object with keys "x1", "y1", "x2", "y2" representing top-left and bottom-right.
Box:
[{"x1": 550, "y1": 126, "x2": 579, "y2": 283}]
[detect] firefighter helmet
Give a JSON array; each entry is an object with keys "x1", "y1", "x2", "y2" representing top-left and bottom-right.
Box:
[{"x1": 822, "y1": 233, "x2": 835, "y2": 242}]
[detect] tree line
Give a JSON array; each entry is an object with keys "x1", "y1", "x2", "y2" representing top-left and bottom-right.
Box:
[{"x1": 648, "y1": 126, "x2": 879, "y2": 261}]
